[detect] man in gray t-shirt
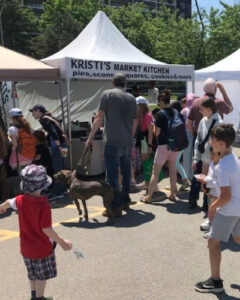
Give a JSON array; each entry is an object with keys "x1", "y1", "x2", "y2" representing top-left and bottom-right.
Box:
[{"x1": 87, "y1": 73, "x2": 137, "y2": 213}]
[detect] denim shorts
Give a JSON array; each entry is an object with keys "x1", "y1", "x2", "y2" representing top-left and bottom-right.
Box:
[{"x1": 209, "y1": 212, "x2": 240, "y2": 242}]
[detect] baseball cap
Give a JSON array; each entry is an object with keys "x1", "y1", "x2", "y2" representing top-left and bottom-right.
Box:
[
  {"x1": 29, "y1": 104, "x2": 46, "y2": 113},
  {"x1": 10, "y1": 108, "x2": 23, "y2": 117},
  {"x1": 20, "y1": 164, "x2": 52, "y2": 194},
  {"x1": 136, "y1": 96, "x2": 147, "y2": 105}
]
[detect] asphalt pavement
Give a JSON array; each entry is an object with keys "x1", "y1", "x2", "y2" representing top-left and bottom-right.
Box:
[{"x1": 1, "y1": 148, "x2": 240, "y2": 300}]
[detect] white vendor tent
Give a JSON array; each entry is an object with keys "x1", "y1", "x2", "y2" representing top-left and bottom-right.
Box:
[
  {"x1": 19, "y1": 10, "x2": 194, "y2": 130},
  {"x1": 17, "y1": 10, "x2": 194, "y2": 169},
  {"x1": 42, "y1": 10, "x2": 194, "y2": 82},
  {"x1": 189, "y1": 48, "x2": 240, "y2": 128}
]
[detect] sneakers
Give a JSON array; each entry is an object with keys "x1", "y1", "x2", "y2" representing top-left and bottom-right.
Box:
[
  {"x1": 203, "y1": 230, "x2": 211, "y2": 239},
  {"x1": 179, "y1": 179, "x2": 191, "y2": 191},
  {"x1": 200, "y1": 219, "x2": 211, "y2": 231},
  {"x1": 195, "y1": 277, "x2": 224, "y2": 293},
  {"x1": 136, "y1": 181, "x2": 148, "y2": 191}
]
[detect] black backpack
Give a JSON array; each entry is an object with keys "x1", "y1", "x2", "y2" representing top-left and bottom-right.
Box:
[{"x1": 161, "y1": 109, "x2": 188, "y2": 152}]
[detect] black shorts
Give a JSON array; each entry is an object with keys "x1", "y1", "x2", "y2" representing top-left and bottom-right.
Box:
[{"x1": 23, "y1": 252, "x2": 57, "y2": 280}]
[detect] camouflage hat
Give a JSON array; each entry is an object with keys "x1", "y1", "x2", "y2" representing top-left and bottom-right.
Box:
[{"x1": 20, "y1": 164, "x2": 52, "y2": 194}]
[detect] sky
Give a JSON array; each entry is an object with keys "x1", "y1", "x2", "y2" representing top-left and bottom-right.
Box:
[{"x1": 192, "y1": 0, "x2": 239, "y2": 12}]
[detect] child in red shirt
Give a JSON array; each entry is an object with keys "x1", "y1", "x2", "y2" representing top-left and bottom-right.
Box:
[{"x1": 0, "y1": 164, "x2": 72, "y2": 300}]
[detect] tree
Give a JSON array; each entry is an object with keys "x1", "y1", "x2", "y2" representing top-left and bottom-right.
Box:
[
  {"x1": 205, "y1": 2, "x2": 240, "y2": 66},
  {"x1": 1, "y1": 0, "x2": 38, "y2": 54},
  {"x1": 31, "y1": 0, "x2": 102, "y2": 58}
]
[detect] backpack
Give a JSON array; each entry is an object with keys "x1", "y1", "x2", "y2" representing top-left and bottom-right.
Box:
[
  {"x1": 161, "y1": 109, "x2": 188, "y2": 152},
  {"x1": 18, "y1": 128, "x2": 36, "y2": 159}
]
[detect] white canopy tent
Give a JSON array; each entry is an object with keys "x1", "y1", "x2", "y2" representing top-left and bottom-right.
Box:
[
  {"x1": 18, "y1": 10, "x2": 194, "y2": 169},
  {"x1": 188, "y1": 48, "x2": 240, "y2": 128},
  {"x1": 43, "y1": 11, "x2": 194, "y2": 82}
]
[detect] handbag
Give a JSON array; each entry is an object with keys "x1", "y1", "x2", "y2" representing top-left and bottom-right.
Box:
[
  {"x1": 143, "y1": 154, "x2": 163, "y2": 183},
  {"x1": 198, "y1": 119, "x2": 217, "y2": 154}
]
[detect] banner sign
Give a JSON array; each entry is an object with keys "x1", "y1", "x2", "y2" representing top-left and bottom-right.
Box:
[
  {"x1": 67, "y1": 59, "x2": 194, "y2": 81},
  {"x1": 0, "y1": 81, "x2": 13, "y2": 127}
]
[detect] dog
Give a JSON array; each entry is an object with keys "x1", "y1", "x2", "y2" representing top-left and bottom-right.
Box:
[{"x1": 54, "y1": 170, "x2": 122, "y2": 220}]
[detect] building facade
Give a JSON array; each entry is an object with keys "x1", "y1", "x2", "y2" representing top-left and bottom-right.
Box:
[
  {"x1": 22, "y1": 0, "x2": 191, "y2": 19},
  {"x1": 102, "y1": 0, "x2": 192, "y2": 18}
]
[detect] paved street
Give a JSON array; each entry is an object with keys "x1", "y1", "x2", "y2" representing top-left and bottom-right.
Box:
[{"x1": 1, "y1": 149, "x2": 240, "y2": 300}]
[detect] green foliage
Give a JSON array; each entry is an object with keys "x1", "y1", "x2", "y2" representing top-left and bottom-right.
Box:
[
  {"x1": 205, "y1": 3, "x2": 240, "y2": 66},
  {"x1": 2, "y1": 0, "x2": 240, "y2": 70},
  {"x1": 0, "y1": 0, "x2": 38, "y2": 55},
  {"x1": 31, "y1": 0, "x2": 102, "y2": 58}
]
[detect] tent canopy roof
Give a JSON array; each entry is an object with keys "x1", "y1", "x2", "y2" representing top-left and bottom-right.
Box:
[
  {"x1": 43, "y1": 11, "x2": 163, "y2": 65},
  {"x1": 196, "y1": 48, "x2": 240, "y2": 81},
  {"x1": 0, "y1": 46, "x2": 60, "y2": 81},
  {"x1": 43, "y1": 11, "x2": 194, "y2": 81}
]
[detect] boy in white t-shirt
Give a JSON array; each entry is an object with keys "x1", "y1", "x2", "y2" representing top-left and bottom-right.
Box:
[{"x1": 195, "y1": 124, "x2": 240, "y2": 293}]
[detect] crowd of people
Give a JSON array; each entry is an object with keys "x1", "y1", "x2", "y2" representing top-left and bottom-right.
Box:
[{"x1": 0, "y1": 72, "x2": 240, "y2": 299}]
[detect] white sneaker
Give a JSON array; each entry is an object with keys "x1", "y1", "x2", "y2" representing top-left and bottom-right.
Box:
[
  {"x1": 203, "y1": 230, "x2": 211, "y2": 239},
  {"x1": 200, "y1": 219, "x2": 210, "y2": 231}
]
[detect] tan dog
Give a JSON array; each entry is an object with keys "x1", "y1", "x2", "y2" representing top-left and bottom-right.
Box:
[{"x1": 54, "y1": 170, "x2": 122, "y2": 220}]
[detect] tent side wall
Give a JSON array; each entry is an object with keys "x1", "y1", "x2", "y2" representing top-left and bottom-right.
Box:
[{"x1": 16, "y1": 80, "x2": 113, "y2": 130}]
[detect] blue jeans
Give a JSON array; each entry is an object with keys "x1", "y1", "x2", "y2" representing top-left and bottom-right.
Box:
[
  {"x1": 104, "y1": 145, "x2": 131, "y2": 208},
  {"x1": 51, "y1": 146, "x2": 66, "y2": 195}
]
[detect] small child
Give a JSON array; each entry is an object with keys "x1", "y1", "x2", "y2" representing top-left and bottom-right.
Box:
[
  {"x1": 0, "y1": 164, "x2": 72, "y2": 300},
  {"x1": 195, "y1": 147, "x2": 221, "y2": 235},
  {"x1": 33, "y1": 130, "x2": 54, "y2": 178},
  {"x1": 195, "y1": 124, "x2": 240, "y2": 294}
]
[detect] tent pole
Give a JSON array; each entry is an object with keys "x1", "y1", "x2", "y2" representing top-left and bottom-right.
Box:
[
  {"x1": 66, "y1": 79, "x2": 72, "y2": 170},
  {"x1": 58, "y1": 81, "x2": 65, "y2": 131}
]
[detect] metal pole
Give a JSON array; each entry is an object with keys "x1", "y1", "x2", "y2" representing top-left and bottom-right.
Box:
[
  {"x1": 58, "y1": 81, "x2": 66, "y2": 131},
  {"x1": 66, "y1": 79, "x2": 72, "y2": 170}
]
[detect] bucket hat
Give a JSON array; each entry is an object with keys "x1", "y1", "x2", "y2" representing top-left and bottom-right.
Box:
[{"x1": 20, "y1": 164, "x2": 52, "y2": 194}]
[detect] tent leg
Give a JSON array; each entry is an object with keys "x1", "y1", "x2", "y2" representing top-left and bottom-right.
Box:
[
  {"x1": 66, "y1": 79, "x2": 72, "y2": 170},
  {"x1": 58, "y1": 81, "x2": 65, "y2": 131},
  {"x1": 192, "y1": 79, "x2": 195, "y2": 93}
]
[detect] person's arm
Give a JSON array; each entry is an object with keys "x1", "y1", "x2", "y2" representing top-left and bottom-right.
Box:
[
  {"x1": 186, "y1": 118, "x2": 194, "y2": 134},
  {"x1": 217, "y1": 82, "x2": 233, "y2": 113},
  {"x1": 132, "y1": 119, "x2": 138, "y2": 137},
  {"x1": 192, "y1": 123, "x2": 202, "y2": 169},
  {"x1": 86, "y1": 110, "x2": 104, "y2": 147},
  {"x1": 0, "y1": 199, "x2": 12, "y2": 214},
  {"x1": 154, "y1": 126, "x2": 160, "y2": 137},
  {"x1": 208, "y1": 186, "x2": 231, "y2": 220},
  {"x1": 42, "y1": 227, "x2": 72, "y2": 251},
  {"x1": 147, "y1": 122, "x2": 154, "y2": 154}
]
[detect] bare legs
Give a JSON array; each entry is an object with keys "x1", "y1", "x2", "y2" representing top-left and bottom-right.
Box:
[{"x1": 30, "y1": 280, "x2": 46, "y2": 298}]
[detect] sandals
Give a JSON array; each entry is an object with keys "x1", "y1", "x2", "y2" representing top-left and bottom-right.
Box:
[
  {"x1": 140, "y1": 196, "x2": 153, "y2": 204},
  {"x1": 167, "y1": 195, "x2": 176, "y2": 202}
]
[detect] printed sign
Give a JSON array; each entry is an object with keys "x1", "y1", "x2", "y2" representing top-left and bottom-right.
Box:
[
  {"x1": 66, "y1": 59, "x2": 194, "y2": 81},
  {"x1": 0, "y1": 81, "x2": 13, "y2": 127}
]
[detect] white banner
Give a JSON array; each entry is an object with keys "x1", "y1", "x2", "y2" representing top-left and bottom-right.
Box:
[
  {"x1": 67, "y1": 59, "x2": 194, "y2": 81},
  {"x1": 0, "y1": 81, "x2": 13, "y2": 127}
]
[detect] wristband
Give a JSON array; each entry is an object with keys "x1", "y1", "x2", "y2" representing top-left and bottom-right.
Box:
[{"x1": 148, "y1": 144, "x2": 153, "y2": 147}]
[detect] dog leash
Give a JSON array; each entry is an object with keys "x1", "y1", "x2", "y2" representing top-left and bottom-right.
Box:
[{"x1": 77, "y1": 145, "x2": 93, "y2": 175}]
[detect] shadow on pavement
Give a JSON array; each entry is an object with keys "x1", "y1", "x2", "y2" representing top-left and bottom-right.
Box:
[
  {"x1": 50, "y1": 195, "x2": 74, "y2": 210},
  {"x1": 216, "y1": 291, "x2": 240, "y2": 300},
  {"x1": 221, "y1": 236, "x2": 240, "y2": 252},
  {"x1": 0, "y1": 208, "x2": 14, "y2": 219},
  {"x1": 150, "y1": 200, "x2": 202, "y2": 215},
  {"x1": 61, "y1": 209, "x2": 155, "y2": 229}
]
